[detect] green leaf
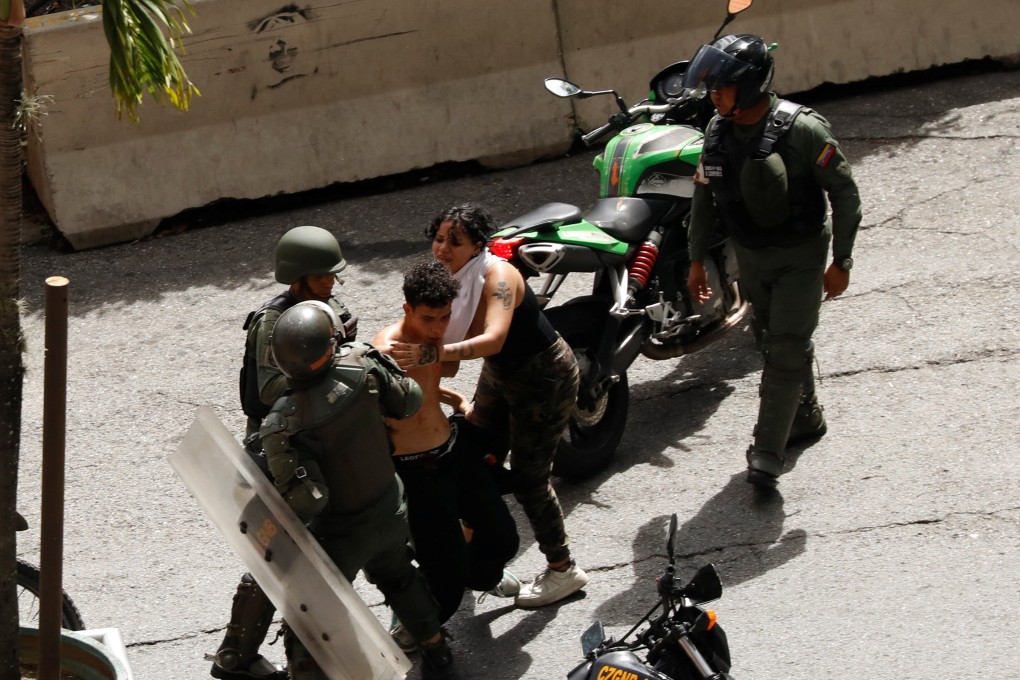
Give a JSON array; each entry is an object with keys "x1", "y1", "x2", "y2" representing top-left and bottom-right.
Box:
[{"x1": 102, "y1": 0, "x2": 199, "y2": 122}]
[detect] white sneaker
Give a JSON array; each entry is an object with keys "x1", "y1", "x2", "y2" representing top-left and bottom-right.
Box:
[
  {"x1": 476, "y1": 569, "x2": 521, "y2": 603},
  {"x1": 388, "y1": 613, "x2": 417, "y2": 655},
  {"x1": 514, "y1": 562, "x2": 589, "y2": 608}
]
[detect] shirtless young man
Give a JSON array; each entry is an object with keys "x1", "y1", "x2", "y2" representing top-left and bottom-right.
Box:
[{"x1": 373, "y1": 260, "x2": 520, "y2": 644}]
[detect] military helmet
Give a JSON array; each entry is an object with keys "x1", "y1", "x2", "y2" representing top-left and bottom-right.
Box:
[
  {"x1": 682, "y1": 34, "x2": 774, "y2": 110},
  {"x1": 270, "y1": 301, "x2": 339, "y2": 380},
  {"x1": 275, "y1": 226, "x2": 347, "y2": 285}
]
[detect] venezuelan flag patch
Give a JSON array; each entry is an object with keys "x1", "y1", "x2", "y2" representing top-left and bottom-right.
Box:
[{"x1": 816, "y1": 143, "x2": 836, "y2": 168}]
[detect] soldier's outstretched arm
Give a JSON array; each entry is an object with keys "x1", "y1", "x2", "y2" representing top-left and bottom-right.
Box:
[{"x1": 364, "y1": 348, "x2": 424, "y2": 420}]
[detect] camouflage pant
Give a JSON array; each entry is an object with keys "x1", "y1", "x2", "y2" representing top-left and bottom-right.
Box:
[{"x1": 471, "y1": 337, "x2": 579, "y2": 565}]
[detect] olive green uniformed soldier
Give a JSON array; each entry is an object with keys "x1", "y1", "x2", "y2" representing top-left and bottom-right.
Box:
[
  {"x1": 261, "y1": 302, "x2": 458, "y2": 680},
  {"x1": 683, "y1": 34, "x2": 862, "y2": 487},
  {"x1": 241, "y1": 225, "x2": 358, "y2": 444},
  {"x1": 210, "y1": 226, "x2": 357, "y2": 680}
]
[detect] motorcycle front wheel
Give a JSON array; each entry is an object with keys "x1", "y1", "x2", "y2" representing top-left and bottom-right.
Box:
[
  {"x1": 16, "y1": 559, "x2": 86, "y2": 631},
  {"x1": 553, "y1": 372, "x2": 629, "y2": 480}
]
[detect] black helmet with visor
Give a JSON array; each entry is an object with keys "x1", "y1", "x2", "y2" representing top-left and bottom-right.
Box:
[{"x1": 682, "y1": 34, "x2": 774, "y2": 111}]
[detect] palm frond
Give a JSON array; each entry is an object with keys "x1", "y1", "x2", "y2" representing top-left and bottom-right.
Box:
[{"x1": 102, "y1": 0, "x2": 200, "y2": 122}]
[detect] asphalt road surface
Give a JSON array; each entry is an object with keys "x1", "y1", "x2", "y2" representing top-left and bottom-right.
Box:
[{"x1": 15, "y1": 65, "x2": 1020, "y2": 679}]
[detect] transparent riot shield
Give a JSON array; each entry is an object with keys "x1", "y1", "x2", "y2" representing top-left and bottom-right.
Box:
[{"x1": 168, "y1": 406, "x2": 411, "y2": 680}]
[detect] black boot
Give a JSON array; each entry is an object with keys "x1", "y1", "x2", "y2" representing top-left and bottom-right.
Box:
[
  {"x1": 746, "y1": 445, "x2": 783, "y2": 488},
  {"x1": 210, "y1": 655, "x2": 287, "y2": 680},
  {"x1": 209, "y1": 574, "x2": 284, "y2": 679},
  {"x1": 787, "y1": 392, "x2": 826, "y2": 446}
]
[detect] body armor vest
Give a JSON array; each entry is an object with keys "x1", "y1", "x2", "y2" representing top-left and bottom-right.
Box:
[
  {"x1": 701, "y1": 99, "x2": 827, "y2": 249},
  {"x1": 265, "y1": 345, "x2": 397, "y2": 515}
]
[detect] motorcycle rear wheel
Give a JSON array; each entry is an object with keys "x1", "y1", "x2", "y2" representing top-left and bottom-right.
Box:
[
  {"x1": 16, "y1": 558, "x2": 86, "y2": 631},
  {"x1": 553, "y1": 373, "x2": 629, "y2": 480}
]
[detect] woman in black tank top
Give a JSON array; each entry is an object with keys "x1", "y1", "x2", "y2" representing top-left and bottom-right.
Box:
[{"x1": 390, "y1": 205, "x2": 590, "y2": 609}]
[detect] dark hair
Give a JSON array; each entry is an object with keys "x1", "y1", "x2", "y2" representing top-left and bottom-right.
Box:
[
  {"x1": 426, "y1": 204, "x2": 495, "y2": 246},
  {"x1": 403, "y1": 260, "x2": 461, "y2": 309}
]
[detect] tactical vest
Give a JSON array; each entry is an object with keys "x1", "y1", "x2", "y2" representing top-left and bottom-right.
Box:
[
  {"x1": 701, "y1": 99, "x2": 827, "y2": 249},
  {"x1": 263, "y1": 345, "x2": 399, "y2": 515},
  {"x1": 239, "y1": 291, "x2": 298, "y2": 419}
]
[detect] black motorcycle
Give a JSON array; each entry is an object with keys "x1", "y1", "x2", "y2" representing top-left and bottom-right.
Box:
[{"x1": 566, "y1": 514, "x2": 733, "y2": 680}]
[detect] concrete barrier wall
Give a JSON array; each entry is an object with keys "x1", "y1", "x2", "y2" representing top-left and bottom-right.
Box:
[
  {"x1": 21, "y1": 0, "x2": 1020, "y2": 249},
  {"x1": 557, "y1": 0, "x2": 1020, "y2": 129},
  {"x1": 22, "y1": 0, "x2": 572, "y2": 249}
]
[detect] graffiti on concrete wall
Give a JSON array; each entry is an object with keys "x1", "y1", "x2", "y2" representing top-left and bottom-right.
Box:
[{"x1": 249, "y1": 4, "x2": 319, "y2": 99}]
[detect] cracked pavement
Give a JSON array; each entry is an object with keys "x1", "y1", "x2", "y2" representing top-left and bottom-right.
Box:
[{"x1": 15, "y1": 67, "x2": 1020, "y2": 679}]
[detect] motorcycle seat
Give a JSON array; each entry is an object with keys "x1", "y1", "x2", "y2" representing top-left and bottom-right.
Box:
[
  {"x1": 585, "y1": 197, "x2": 676, "y2": 243},
  {"x1": 501, "y1": 202, "x2": 583, "y2": 233}
]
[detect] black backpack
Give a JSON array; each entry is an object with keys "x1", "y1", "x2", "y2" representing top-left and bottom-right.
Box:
[{"x1": 239, "y1": 292, "x2": 297, "y2": 419}]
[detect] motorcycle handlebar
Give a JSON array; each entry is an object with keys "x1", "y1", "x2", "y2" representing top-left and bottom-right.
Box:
[
  {"x1": 582, "y1": 122, "x2": 617, "y2": 146},
  {"x1": 581, "y1": 102, "x2": 680, "y2": 147}
]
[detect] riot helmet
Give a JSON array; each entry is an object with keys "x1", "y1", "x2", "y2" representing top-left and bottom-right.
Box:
[
  {"x1": 275, "y1": 226, "x2": 347, "y2": 284},
  {"x1": 682, "y1": 34, "x2": 774, "y2": 111},
  {"x1": 270, "y1": 301, "x2": 340, "y2": 380}
]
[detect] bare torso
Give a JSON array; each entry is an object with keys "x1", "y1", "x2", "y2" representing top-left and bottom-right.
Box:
[{"x1": 374, "y1": 321, "x2": 452, "y2": 455}]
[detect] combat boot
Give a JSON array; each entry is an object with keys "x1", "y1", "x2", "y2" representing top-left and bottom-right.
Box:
[
  {"x1": 746, "y1": 445, "x2": 784, "y2": 488},
  {"x1": 787, "y1": 392, "x2": 826, "y2": 446},
  {"x1": 209, "y1": 573, "x2": 286, "y2": 680}
]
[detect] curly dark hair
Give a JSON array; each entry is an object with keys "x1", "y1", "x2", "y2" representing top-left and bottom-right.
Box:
[
  {"x1": 426, "y1": 204, "x2": 496, "y2": 246},
  {"x1": 402, "y1": 259, "x2": 461, "y2": 309}
]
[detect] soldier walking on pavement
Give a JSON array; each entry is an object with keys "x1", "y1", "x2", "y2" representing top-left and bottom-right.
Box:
[
  {"x1": 210, "y1": 226, "x2": 357, "y2": 680},
  {"x1": 261, "y1": 301, "x2": 458, "y2": 679},
  {"x1": 683, "y1": 34, "x2": 862, "y2": 487}
]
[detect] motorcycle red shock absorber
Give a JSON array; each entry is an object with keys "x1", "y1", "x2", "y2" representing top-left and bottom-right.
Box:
[{"x1": 627, "y1": 229, "x2": 663, "y2": 297}]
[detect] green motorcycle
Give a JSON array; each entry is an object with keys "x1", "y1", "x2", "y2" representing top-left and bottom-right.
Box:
[{"x1": 490, "y1": 0, "x2": 756, "y2": 479}]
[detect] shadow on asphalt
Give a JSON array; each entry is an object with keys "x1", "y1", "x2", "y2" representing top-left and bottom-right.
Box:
[{"x1": 588, "y1": 474, "x2": 807, "y2": 629}]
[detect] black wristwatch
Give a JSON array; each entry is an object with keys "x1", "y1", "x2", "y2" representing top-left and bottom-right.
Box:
[{"x1": 834, "y1": 256, "x2": 854, "y2": 272}]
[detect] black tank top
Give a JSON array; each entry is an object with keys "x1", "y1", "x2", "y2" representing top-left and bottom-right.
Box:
[{"x1": 488, "y1": 284, "x2": 558, "y2": 368}]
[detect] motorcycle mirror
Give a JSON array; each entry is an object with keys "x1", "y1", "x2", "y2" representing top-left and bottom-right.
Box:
[
  {"x1": 580, "y1": 621, "x2": 606, "y2": 656},
  {"x1": 545, "y1": 78, "x2": 583, "y2": 98},
  {"x1": 683, "y1": 563, "x2": 723, "y2": 604},
  {"x1": 713, "y1": 0, "x2": 754, "y2": 41},
  {"x1": 666, "y1": 513, "x2": 678, "y2": 563}
]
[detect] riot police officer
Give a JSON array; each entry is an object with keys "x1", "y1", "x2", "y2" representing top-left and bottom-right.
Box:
[
  {"x1": 211, "y1": 226, "x2": 357, "y2": 680},
  {"x1": 684, "y1": 34, "x2": 862, "y2": 487},
  {"x1": 240, "y1": 225, "x2": 358, "y2": 444},
  {"x1": 261, "y1": 302, "x2": 457, "y2": 680}
]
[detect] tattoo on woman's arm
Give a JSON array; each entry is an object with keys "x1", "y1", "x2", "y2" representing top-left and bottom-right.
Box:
[
  {"x1": 418, "y1": 345, "x2": 438, "y2": 366},
  {"x1": 493, "y1": 281, "x2": 513, "y2": 310}
]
